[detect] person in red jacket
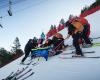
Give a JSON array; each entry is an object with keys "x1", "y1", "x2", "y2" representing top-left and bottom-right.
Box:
[{"x1": 65, "y1": 18, "x2": 84, "y2": 56}]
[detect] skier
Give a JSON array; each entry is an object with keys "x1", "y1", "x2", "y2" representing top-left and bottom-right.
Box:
[
  {"x1": 66, "y1": 16, "x2": 92, "y2": 47},
  {"x1": 21, "y1": 39, "x2": 38, "y2": 64},
  {"x1": 65, "y1": 17, "x2": 84, "y2": 57}
]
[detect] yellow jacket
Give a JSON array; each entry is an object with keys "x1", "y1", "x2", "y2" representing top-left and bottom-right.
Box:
[{"x1": 71, "y1": 20, "x2": 84, "y2": 34}]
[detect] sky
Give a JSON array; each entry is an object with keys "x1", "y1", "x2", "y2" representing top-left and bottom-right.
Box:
[{"x1": 0, "y1": 0, "x2": 96, "y2": 51}]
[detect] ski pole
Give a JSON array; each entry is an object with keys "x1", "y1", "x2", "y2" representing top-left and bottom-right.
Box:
[
  {"x1": 21, "y1": 72, "x2": 34, "y2": 80},
  {"x1": 54, "y1": 40, "x2": 64, "y2": 51}
]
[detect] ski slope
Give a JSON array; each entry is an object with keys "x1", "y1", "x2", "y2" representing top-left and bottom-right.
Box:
[{"x1": 0, "y1": 10, "x2": 100, "y2": 80}]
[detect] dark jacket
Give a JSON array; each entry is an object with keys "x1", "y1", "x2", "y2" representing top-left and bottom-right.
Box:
[{"x1": 24, "y1": 39, "x2": 37, "y2": 52}]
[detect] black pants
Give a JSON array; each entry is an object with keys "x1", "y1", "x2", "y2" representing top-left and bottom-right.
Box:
[
  {"x1": 72, "y1": 32, "x2": 83, "y2": 55},
  {"x1": 21, "y1": 50, "x2": 30, "y2": 62}
]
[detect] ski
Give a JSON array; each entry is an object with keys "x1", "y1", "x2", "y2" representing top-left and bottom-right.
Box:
[
  {"x1": 16, "y1": 68, "x2": 32, "y2": 80},
  {"x1": 61, "y1": 51, "x2": 95, "y2": 55},
  {"x1": 26, "y1": 61, "x2": 33, "y2": 65},
  {"x1": 2, "y1": 69, "x2": 21, "y2": 80},
  {"x1": 14, "y1": 66, "x2": 29, "y2": 77},
  {"x1": 3, "y1": 72, "x2": 14, "y2": 80},
  {"x1": 72, "y1": 51, "x2": 95, "y2": 53},
  {"x1": 3, "y1": 66, "x2": 29, "y2": 80},
  {"x1": 32, "y1": 62, "x2": 38, "y2": 66},
  {"x1": 59, "y1": 56, "x2": 100, "y2": 59},
  {"x1": 27, "y1": 59, "x2": 37, "y2": 65},
  {"x1": 89, "y1": 37, "x2": 100, "y2": 42},
  {"x1": 92, "y1": 42, "x2": 100, "y2": 47},
  {"x1": 92, "y1": 37, "x2": 100, "y2": 39},
  {"x1": 21, "y1": 60, "x2": 34, "y2": 65},
  {"x1": 21, "y1": 72, "x2": 34, "y2": 80}
]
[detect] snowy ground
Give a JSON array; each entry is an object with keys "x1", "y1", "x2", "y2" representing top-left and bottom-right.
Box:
[{"x1": 0, "y1": 10, "x2": 100, "y2": 80}]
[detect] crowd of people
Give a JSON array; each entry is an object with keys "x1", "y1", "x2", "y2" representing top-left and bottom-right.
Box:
[{"x1": 21, "y1": 15, "x2": 93, "y2": 64}]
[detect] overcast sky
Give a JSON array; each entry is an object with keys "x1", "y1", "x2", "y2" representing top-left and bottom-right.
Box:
[{"x1": 0, "y1": 0, "x2": 95, "y2": 51}]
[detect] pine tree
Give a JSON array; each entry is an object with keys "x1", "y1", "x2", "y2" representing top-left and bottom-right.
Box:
[
  {"x1": 11, "y1": 37, "x2": 21, "y2": 53},
  {"x1": 50, "y1": 25, "x2": 54, "y2": 30},
  {"x1": 53, "y1": 25, "x2": 56, "y2": 29},
  {"x1": 0, "y1": 48, "x2": 11, "y2": 64},
  {"x1": 59, "y1": 18, "x2": 65, "y2": 25},
  {"x1": 69, "y1": 14, "x2": 73, "y2": 20},
  {"x1": 96, "y1": 0, "x2": 100, "y2": 2},
  {"x1": 81, "y1": 6, "x2": 89, "y2": 14}
]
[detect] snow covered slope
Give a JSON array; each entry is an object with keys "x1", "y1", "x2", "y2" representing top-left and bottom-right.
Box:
[{"x1": 0, "y1": 10, "x2": 100, "y2": 80}]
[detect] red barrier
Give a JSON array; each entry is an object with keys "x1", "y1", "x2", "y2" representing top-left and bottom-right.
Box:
[
  {"x1": 46, "y1": 28, "x2": 57, "y2": 39},
  {"x1": 57, "y1": 24, "x2": 64, "y2": 32},
  {"x1": 52, "y1": 28, "x2": 57, "y2": 35},
  {"x1": 80, "y1": 6, "x2": 100, "y2": 17},
  {"x1": 46, "y1": 30, "x2": 52, "y2": 39}
]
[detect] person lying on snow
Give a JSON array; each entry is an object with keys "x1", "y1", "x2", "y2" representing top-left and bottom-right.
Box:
[
  {"x1": 65, "y1": 15, "x2": 92, "y2": 57},
  {"x1": 41, "y1": 33, "x2": 65, "y2": 56},
  {"x1": 52, "y1": 33, "x2": 64, "y2": 51}
]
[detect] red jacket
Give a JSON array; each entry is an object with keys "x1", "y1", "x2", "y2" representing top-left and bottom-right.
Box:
[
  {"x1": 57, "y1": 24, "x2": 64, "y2": 32},
  {"x1": 79, "y1": 17, "x2": 88, "y2": 25}
]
